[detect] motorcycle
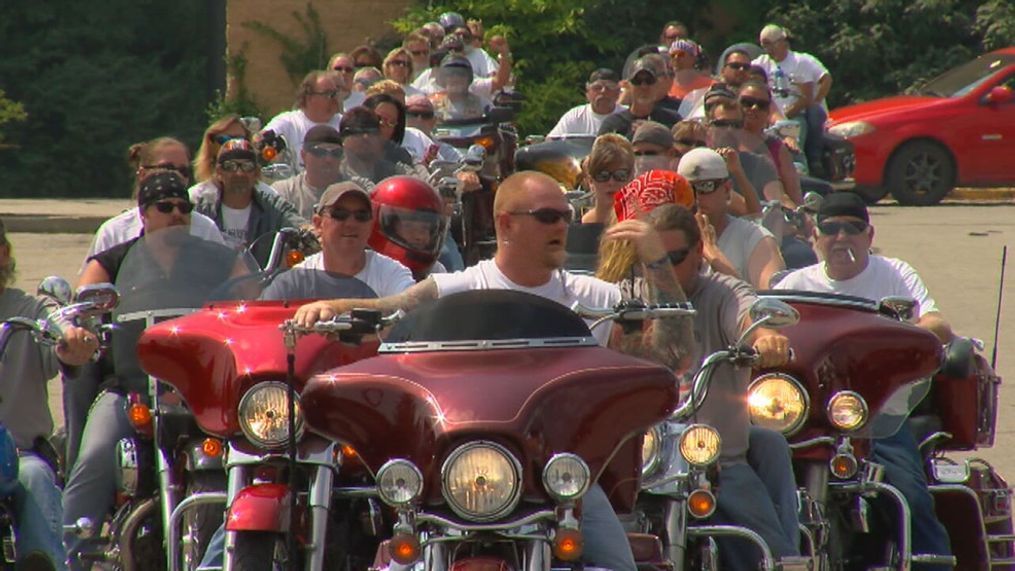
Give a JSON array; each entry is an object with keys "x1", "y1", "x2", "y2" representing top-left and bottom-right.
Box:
[
  {"x1": 428, "y1": 145, "x2": 496, "y2": 268},
  {"x1": 431, "y1": 105, "x2": 517, "y2": 181},
  {"x1": 747, "y1": 291, "x2": 1010, "y2": 570},
  {"x1": 134, "y1": 239, "x2": 388, "y2": 571},
  {"x1": 633, "y1": 298, "x2": 810, "y2": 570},
  {"x1": 298, "y1": 290, "x2": 692, "y2": 569}
]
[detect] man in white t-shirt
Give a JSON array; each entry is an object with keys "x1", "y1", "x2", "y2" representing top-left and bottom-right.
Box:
[
  {"x1": 262, "y1": 70, "x2": 344, "y2": 173},
  {"x1": 775, "y1": 191, "x2": 954, "y2": 568},
  {"x1": 679, "y1": 148, "x2": 785, "y2": 289},
  {"x1": 546, "y1": 68, "x2": 625, "y2": 139},
  {"x1": 294, "y1": 171, "x2": 696, "y2": 571}
]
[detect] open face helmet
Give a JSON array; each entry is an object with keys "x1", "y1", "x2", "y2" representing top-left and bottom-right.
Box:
[
  {"x1": 438, "y1": 11, "x2": 466, "y2": 33},
  {"x1": 369, "y1": 176, "x2": 448, "y2": 279}
]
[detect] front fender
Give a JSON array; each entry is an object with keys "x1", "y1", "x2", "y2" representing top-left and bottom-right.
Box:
[{"x1": 225, "y1": 483, "x2": 290, "y2": 532}]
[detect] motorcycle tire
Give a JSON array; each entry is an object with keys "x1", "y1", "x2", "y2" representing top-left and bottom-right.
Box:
[
  {"x1": 233, "y1": 532, "x2": 294, "y2": 571},
  {"x1": 886, "y1": 140, "x2": 956, "y2": 206},
  {"x1": 180, "y1": 472, "x2": 227, "y2": 571}
]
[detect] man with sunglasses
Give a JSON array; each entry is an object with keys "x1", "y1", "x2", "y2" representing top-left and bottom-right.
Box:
[
  {"x1": 272, "y1": 125, "x2": 348, "y2": 218},
  {"x1": 678, "y1": 148, "x2": 785, "y2": 289},
  {"x1": 546, "y1": 68, "x2": 625, "y2": 139},
  {"x1": 405, "y1": 95, "x2": 463, "y2": 164},
  {"x1": 262, "y1": 70, "x2": 345, "y2": 173},
  {"x1": 599, "y1": 57, "x2": 681, "y2": 139},
  {"x1": 631, "y1": 121, "x2": 681, "y2": 174},
  {"x1": 192, "y1": 140, "x2": 306, "y2": 267},
  {"x1": 293, "y1": 171, "x2": 698, "y2": 571},
  {"x1": 774, "y1": 192, "x2": 954, "y2": 569},
  {"x1": 706, "y1": 98, "x2": 789, "y2": 208},
  {"x1": 339, "y1": 108, "x2": 418, "y2": 191}
]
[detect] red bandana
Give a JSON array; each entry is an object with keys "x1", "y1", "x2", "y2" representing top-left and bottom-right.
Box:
[{"x1": 613, "y1": 170, "x2": 694, "y2": 221}]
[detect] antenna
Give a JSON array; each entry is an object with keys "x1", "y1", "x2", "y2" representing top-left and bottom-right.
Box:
[{"x1": 991, "y1": 245, "x2": 1006, "y2": 370}]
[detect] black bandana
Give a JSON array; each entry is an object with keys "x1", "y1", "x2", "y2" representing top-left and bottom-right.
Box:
[{"x1": 138, "y1": 172, "x2": 189, "y2": 208}]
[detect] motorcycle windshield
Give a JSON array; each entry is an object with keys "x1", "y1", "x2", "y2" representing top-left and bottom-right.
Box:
[
  {"x1": 869, "y1": 376, "x2": 933, "y2": 439},
  {"x1": 384, "y1": 289, "x2": 593, "y2": 343},
  {"x1": 257, "y1": 266, "x2": 378, "y2": 301}
]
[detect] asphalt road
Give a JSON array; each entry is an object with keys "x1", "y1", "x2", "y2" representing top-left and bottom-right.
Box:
[{"x1": 7, "y1": 203, "x2": 1015, "y2": 475}]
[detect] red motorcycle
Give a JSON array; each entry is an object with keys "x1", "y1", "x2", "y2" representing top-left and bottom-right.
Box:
[
  {"x1": 749, "y1": 291, "x2": 1012, "y2": 570},
  {"x1": 298, "y1": 290, "x2": 690, "y2": 569}
]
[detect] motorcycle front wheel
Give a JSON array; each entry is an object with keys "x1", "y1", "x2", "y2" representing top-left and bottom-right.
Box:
[
  {"x1": 181, "y1": 472, "x2": 227, "y2": 571},
  {"x1": 233, "y1": 532, "x2": 298, "y2": 571}
]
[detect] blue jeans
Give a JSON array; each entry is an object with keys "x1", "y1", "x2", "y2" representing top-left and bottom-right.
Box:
[
  {"x1": 803, "y1": 105, "x2": 828, "y2": 173},
  {"x1": 13, "y1": 452, "x2": 66, "y2": 571},
  {"x1": 199, "y1": 483, "x2": 635, "y2": 570},
  {"x1": 61, "y1": 363, "x2": 101, "y2": 473},
  {"x1": 871, "y1": 424, "x2": 952, "y2": 570},
  {"x1": 712, "y1": 462, "x2": 800, "y2": 571},
  {"x1": 439, "y1": 232, "x2": 465, "y2": 272},
  {"x1": 62, "y1": 391, "x2": 134, "y2": 570},
  {"x1": 747, "y1": 426, "x2": 801, "y2": 548}
]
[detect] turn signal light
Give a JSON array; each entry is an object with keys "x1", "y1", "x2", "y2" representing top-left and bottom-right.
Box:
[
  {"x1": 388, "y1": 532, "x2": 421, "y2": 564},
  {"x1": 475, "y1": 136, "x2": 496, "y2": 151},
  {"x1": 127, "y1": 403, "x2": 153, "y2": 433},
  {"x1": 342, "y1": 444, "x2": 358, "y2": 458},
  {"x1": 552, "y1": 527, "x2": 583, "y2": 561},
  {"x1": 202, "y1": 438, "x2": 223, "y2": 458},
  {"x1": 830, "y1": 453, "x2": 859, "y2": 479},
  {"x1": 262, "y1": 146, "x2": 278, "y2": 162},
  {"x1": 285, "y1": 250, "x2": 305, "y2": 268},
  {"x1": 688, "y1": 488, "x2": 716, "y2": 519}
]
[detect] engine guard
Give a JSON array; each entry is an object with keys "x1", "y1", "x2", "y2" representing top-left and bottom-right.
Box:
[{"x1": 224, "y1": 483, "x2": 290, "y2": 532}]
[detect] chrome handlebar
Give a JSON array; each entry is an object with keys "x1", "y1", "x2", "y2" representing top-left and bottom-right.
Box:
[{"x1": 571, "y1": 301, "x2": 696, "y2": 331}]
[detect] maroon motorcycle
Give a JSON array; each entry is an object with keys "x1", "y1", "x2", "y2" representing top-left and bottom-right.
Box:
[{"x1": 298, "y1": 290, "x2": 691, "y2": 569}]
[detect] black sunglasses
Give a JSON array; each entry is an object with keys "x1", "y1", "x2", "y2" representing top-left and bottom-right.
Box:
[
  {"x1": 740, "y1": 97, "x2": 771, "y2": 111},
  {"x1": 328, "y1": 208, "x2": 372, "y2": 222},
  {"x1": 710, "y1": 119, "x2": 744, "y2": 129},
  {"x1": 153, "y1": 201, "x2": 194, "y2": 215},
  {"x1": 509, "y1": 207, "x2": 574, "y2": 225},
  {"x1": 333, "y1": 66, "x2": 355, "y2": 73},
  {"x1": 633, "y1": 150, "x2": 661, "y2": 157},
  {"x1": 676, "y1": 138, "x2": 707, "y2": 148},
  {"x1": 667, "y1": 247, "x2": 691, "y2": 265},
  {"x1": 409, "y1": 49, "x2": 428, "y2": 57},
  {"x1": 407, "y1": 110, "x2": 435, "y2": 120},
  {"x1": 306, "y1": 145, "x2": 343, "y2": 159},
  {"x1": 219, "y1": 160, "x2": 257, "y2": 173},
  {"x1": 388, "y1": 60, "x2": 410, "y2": 67},
  {"x1": 817, "y1": 220, "x2": 869, "y2": 236},
  {"x1": 725, "y1": 62, "x2": 751, "y2": 71},
  {"x1": 630, "y1": 75, "x2": 657, "y2": 87},
  {"x1": 592, "y1": 169, "x2": 631, "y2": 183},
  {"x1": 691, "y1": 179, "x2": 726, "y2": 194}
]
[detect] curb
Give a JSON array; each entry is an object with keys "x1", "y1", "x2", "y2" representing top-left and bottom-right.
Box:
[
  {"x1": 2, "y1": 214, "x2": 108, "y2": 234},
  {"x1": 948, "y1": 188, "x2": 1015, "y2": 201}
]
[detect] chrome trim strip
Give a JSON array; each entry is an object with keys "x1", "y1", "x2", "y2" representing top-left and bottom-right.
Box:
[
  {"x1": 758, "y1": 292, "x2": 878, "y2": 312},
  {"x1": 416, "y1": 509, "x2": 556, "y2": 531},
  {"x1": 379, "y1": 336, "x2": 597, "y2": 353}
]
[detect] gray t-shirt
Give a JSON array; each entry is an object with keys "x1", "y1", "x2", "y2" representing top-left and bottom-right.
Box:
[
  {"x1": 272, "y1": 172, "x2": 337, "y2": 220},
  {"x1": 0, "y1": 289, "x2": 61, "y2": 448},
  {"x1": 734, "y1": 151, "x2": 779, "y2": 201},
  {"x1": 717, "y1": 215, "x2": 774, "y2": 287}
]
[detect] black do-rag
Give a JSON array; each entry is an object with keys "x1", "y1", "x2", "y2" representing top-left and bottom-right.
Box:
[{"x1": 138, "y1": 172, "x2": 189, "y2": 208}]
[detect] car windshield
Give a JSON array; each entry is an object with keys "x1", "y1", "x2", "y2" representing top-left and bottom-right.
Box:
[{"x1": 917, "y1": 53, "x2": 1015, "y2": 98}]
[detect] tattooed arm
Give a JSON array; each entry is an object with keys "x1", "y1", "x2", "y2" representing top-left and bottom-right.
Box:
[
  {"x1": 601, "y1": 220, "x2": 697, "y2": 374},
  {"x1": 293, "y1": 277, "x2": 440, "y2": 328}
]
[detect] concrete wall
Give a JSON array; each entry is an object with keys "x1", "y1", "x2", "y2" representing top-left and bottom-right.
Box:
[{"x1": 227, "y1": 0, "x2": 413, "y2": 117}]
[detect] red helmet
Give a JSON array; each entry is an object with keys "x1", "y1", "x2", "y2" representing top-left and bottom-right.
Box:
[{"x1": 369, "y1": 176, "x2": 448, "y2": 279}]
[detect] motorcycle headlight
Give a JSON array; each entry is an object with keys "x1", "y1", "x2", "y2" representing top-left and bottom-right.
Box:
[
  {"x1": 442, "y1": 441, "x2": 521, "y2": 521},
  {"x1": 678, "y1": 424, "x2": 721, "y2": 467},
  {"x1": 748, "y1": 374, "x2": 809, "y2": 435},
  {"x1": 827, "y1": 391, "x2": 868, "y2": 432},
  {"x1": 641, "y1": 426, "x2": 662, "y2": 477},
  {"x1": 828, "y1": 120, "x2": 876, "y2": 139},
  {"x1": 542, "y1": 453, "x2": 590, "y2": 501},
  {"x1": 238, "y1": 382, "x2": 304, "y2": 449},
  {"x1": 376, "y1": 459, "x2": 424, "y2": 506}
]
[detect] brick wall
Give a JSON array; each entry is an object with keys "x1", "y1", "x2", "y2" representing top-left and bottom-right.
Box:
[{"x1": 227, "y1": 0, "x2": 413, "y2": 117}]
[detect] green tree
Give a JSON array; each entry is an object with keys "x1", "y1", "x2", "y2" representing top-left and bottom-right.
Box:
[
  {"x1": 0, "y1": 90, "x2": 27, "y2": 149},
  {"x1": 243, "y1": 3, "x2": 329, "y2": 86}
]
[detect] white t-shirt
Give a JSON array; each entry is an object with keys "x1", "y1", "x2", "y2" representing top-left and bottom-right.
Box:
[
  {"x1": 412, "y1": 69, "x2": 495, "y2": 100},
  {"x1": 297, "y1": 250, "x2": 415, "y2": 298},
  {"x1": 187, "y1": 180, "x2": 278, "y2": 202},
  {"x1": 263, "y1": 109, "x2": 343, "y2": 170},
  {"x1": 466, "y1": 48, "x2": 499, "y2": 78},
  {"x1": 546, "y1": 104, "x2": 625, "y2": 139},
  {"x1": 774, "y1": 255, "x2": 939, "y2": 317},
  {"x1": 752, "y1": 51, "x2": 825, "y2": 112},
  {"x1": 431, "y1": 259, "x2": 621, "y2": 346},
  {"x1": 343, "y1": 91, "x2": 366, "y2": 112},
  {"x1": 82, "y1": 208, "x2": 226, "y2": 272},
  {"x1": 220, "y1": 204, "x2": 252, "y2": 250},
  {"x1": 401, "y1": 127, "x2": 435, "y2": 163}
]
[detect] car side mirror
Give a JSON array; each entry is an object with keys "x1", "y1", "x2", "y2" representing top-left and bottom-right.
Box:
[{"x1": 984, "y1": 86, "x2": 1014, "y2": 106}]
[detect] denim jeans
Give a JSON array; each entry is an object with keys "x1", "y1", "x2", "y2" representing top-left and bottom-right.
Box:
[
  {"x1": 198, "y1": 483, "x2": 635, "y2": 570},
  {"x1": 62, "y1": 391, "x2": 134, "y2": 570},
  {"x1": 13, "y1": 452, "x2": 66, "y2": 571},
  {"x1": 871, "y1": 424, "x2": 952, "y2": 570},
  {"x1": 747, "y1": 426, "x2": 801, "y2": 548},
  {"x1": 60, "y1": 363, "x2": 102, "y2": 473},
  {"x1": 803, "y1": 105, "x2": 828, "y2": 172}
]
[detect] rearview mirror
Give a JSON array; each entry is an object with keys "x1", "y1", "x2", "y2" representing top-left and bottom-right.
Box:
[
  {"x1": 240, "y1": 116, "x2": 263, "y2": 133},
  {"x1": 37, "y1": 276, "x2": 72, "y2": 306},
  {"x1": 801, "y1": 192, "x2": 824, "y2": 213},
  {"x1": 878, "y1": 296, "x2": 918, "y2": 321},
  {"x1": 984, "y1": 86, "x2": 1014, "y2": 106},
  {"x1": 749, "y1": 298, "x2": 800, "y2": 328},
  {"x1": 487, "y1": 106, "x2": 514, "y2": 124},
  {"x1": 75, "y1": 283, "x2": 120, "y2": 312}
]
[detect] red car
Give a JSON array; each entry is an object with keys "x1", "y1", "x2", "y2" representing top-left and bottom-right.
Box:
[{"x1": 827, "y1": 48, "x2": 1015, "y2": 205}]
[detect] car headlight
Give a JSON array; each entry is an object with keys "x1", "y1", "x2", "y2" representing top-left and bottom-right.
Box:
[
  {"x1": 238, "y1": 382, "x2": 304, "y2": 449},
  {"x1": 678, "y1": 424, "x2": 721, "y2": 466},
  {"x1": 542, "y1": 453, "x2": 590, "y2": 501},
  {"x1": 828, "y1": 120, "x2": 876, "y2": 138},
  {"x1": 748, "y1": 374, "x2": 809, "y2": 435},
  {"x1": 442, "y1": 441, "x2": 521, "y2": 521},
  {"x1": 641, "y1": 426, "x2": 662, "y2": 476},
  {"x1": 376, "y1": 459, "x2": 424, "y2": 506},
  {"x1": 827, "y1": 391, "x2": 868, "y2": 432}
]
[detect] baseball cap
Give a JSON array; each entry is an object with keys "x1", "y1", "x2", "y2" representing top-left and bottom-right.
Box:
[
  {"x1": 632, "y1": 121, "x2": 674, "y2": 149},
  {"x1": 316, "y1": 181, "x2": 371, "y2": 213},
  {"x1": 217, "y1": 139, "x2": 256, "y2": 163},
  {"x1": 588, "y1": 68, "x2": 620, "y2": 84},
  {"x1": 816, "y1": 192, "x2": 869, "y2": 223},
  {"x1": 760, "y1": 24, "x2": 788, "y2": 43},
  {"x1": 677, "y1": 148, "x2": 729, "y2": 181},
  {"x1": 303, "y1": 125, "x2": 342, "y2": 146},
  {"x1": 669, "y1": 39, "x2": 700, "y2": 57},
  {"x1": 627, "y1": 58, "x2": 658, "y2": 81},
  {"x1": 703, "y1": 83, "x2": 737, "y2": 106}
]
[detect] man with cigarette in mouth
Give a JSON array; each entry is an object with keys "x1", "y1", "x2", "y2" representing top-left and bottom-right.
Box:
[{"x1": 774, "y1": 191, "x2": 955, "y2": 569}]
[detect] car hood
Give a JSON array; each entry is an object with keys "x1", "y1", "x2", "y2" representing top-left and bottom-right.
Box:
[{"x1": 829, "y1": 95, "x2": 946, "y2": 125}]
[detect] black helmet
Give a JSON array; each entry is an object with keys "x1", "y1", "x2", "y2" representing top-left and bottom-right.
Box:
[{"x1": 438, "y1": 11, "x2": 465, "y2": 32}]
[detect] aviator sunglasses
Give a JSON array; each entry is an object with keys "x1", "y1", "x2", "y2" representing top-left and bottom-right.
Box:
[
  {"x1": 328, "y1": 208, "x2": 372, "y2": 222},
  {"x1": 306, "y1": 145, "x2": 343, "y2": 159},
  {"x1": 817, "y1": 220, "x2": 869, "y2": 236},
  {"x1": 509, "y1": 207, "x2": 574, "y2": 225}
]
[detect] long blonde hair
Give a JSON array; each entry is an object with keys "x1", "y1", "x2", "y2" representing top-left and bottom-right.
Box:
[
  {"x1": 596, "y1": 219, "x2": 640, "y2": 285},
  {"x1": 193, "y1": 114, "x2": 249, "y2": 183}
]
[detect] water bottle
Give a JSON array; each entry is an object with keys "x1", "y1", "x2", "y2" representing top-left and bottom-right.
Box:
[{"x1": 774, "y1": 67, "x2": 791, "y2": 98}]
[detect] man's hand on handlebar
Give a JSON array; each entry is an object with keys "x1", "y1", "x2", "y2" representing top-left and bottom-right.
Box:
[
  {"x1": 56, "y1": 326, "x2": 100, "y2": 366},
  {"x1": 456, "y1": 171, "x2": 483, "y2": 193},
  {"x1": 752, "y1": 330, "x2": 791, "y2": 368},
  {"x1": 294, "y1": 300, "x2": 346, "y2": 328}
]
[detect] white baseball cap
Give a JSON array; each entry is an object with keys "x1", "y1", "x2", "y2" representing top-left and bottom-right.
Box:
[{"x1": 677, "y1": 148, "x2": 729, "y2": 181}]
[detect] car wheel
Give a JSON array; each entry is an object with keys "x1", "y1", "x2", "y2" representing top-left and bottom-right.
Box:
[
  {"x1": 850, "y1": 185, "x2": 890, "y2": 205},
  {"x1": 886, "y1": 141, "x2": 955, "y2": 206}
]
